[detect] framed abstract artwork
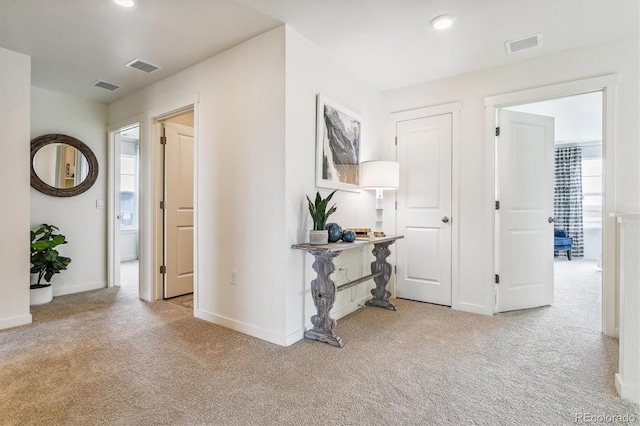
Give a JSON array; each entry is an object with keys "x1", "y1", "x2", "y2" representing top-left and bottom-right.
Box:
[{"x1": 316, "y1": 95, "x2": 361, "y2": 192}]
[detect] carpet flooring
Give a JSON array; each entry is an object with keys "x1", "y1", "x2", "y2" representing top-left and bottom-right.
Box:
[
  {"x1": 1, "y1": 259, "x2": 638, "y2": 425},
  {"x1": 165, "y1": 294, "x2": 194, "y2": 310}
]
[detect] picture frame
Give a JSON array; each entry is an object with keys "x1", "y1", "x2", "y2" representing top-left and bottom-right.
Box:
[{"x1": 316, "y1": 94, "x2": 362, "y2": 192}]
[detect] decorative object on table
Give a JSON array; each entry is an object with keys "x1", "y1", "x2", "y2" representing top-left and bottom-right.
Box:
[
  {"x1": 347, "y1": 227, "x2": 372, "y2": 239},
  {"x1": 316, "y1": 94, "x2": 361, "y2": 192},
  {"x1": 373, "y1": 231, "x2": 386, "y2": 238},
  {"x1": 360, "y1": 160, "x2": 399, "y2": 231},
  {"x1": 306, "y1": 190, "x2": 338, "y2": 245},
  {"x1": 341, "y1": 230, "x2": 356, "y2": 242},
  {"x1": 326, "y1": 223, "x2": 343, "y2": 243},
  {"x1": 30, "y1": 224, "x2": 72, "y2": 305}
]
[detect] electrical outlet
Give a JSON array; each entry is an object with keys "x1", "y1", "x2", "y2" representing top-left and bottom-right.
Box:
[{"x1": 231, "y1": 270, "x2": 237, "y2": 285}]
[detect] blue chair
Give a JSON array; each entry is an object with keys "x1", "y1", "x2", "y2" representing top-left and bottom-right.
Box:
[{"x1": 554, "y1": 230, "x2": 573, "y2": 260}]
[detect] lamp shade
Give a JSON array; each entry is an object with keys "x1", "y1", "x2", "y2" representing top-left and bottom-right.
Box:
[{"x1": 360, "y1": 161, "x2": 399, "y2": 190}]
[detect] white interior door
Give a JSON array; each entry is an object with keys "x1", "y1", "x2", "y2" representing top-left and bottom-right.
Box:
[
  {"x1": 496, "y1": 109, "x2": 555, "y2": 312},
  {"x1": 163, "y1": 121, "x2": 194, "y2": 298},
  {"x1": 396, "y1": 114, "x2": 452, "y2": 306}
]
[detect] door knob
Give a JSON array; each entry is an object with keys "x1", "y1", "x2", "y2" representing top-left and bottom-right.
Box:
[
  {"x1": 442, "y1": 216, "x2": 450, "y2": 223},
  {"x1": 548, "y1": 217, "x2": 557, "y2": 223}
]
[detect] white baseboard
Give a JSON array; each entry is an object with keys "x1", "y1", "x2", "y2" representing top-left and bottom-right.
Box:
[
  {"x1": 616, "y1": 373, "x2": 622, "y2": 396},
  {"x1": 301, "y1": 295, "x2": 372, "y2": 331},
  {"x1": 615, "y1": 373, "x2": 640, "y2": 404},
  {"x1": 194, "y1": 309, "x2": 287, "y2": 347},
  {"x1": 285, "y1": 328, "x2": 305, "y2": 346},
  {"x1": 0, "y1": 313, "x2": 33, "y2": 330},
  {"x1": 53, "y1": 281, "x2": 106, "y2": 297},
  {"x1": 198, "y1": 296, "x2": 374, "y2": 348},
  {"x1": 331, "y1": 295, "x2": 370, "y2": 320}
]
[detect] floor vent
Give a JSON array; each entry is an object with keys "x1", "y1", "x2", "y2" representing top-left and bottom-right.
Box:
[
  {"x1": 92, "y1": 80, "x2": 120, "y2": 91},
  {"x1": 505, "y1": 33, "x2": 541, "y2": 54},
  {"x1": 125, "y1": 58, "x2": 162, "y2": 74}
]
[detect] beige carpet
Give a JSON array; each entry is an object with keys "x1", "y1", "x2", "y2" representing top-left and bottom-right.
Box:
[
  {"x1": 1, "y1": 259, "x2": 638, "y2": 425},
  {"x1": 165, "y1": 294, "x2": 194, "y2": 310}
]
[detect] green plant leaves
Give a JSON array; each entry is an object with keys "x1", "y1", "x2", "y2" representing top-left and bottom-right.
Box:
[
  {"x1": 30, "y1": 224, "x2": 71, "y2": 286},
  {"x1": 306, "y1": 190, "x2": 338, "y2": 230}
]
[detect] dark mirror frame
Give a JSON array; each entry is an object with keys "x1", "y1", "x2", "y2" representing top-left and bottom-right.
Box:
[{"x1": 30, "y1": 134, "x2": 99, "y2": 197}]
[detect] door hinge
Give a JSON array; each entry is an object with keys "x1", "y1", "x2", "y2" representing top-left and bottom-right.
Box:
[
  {"x1": 395, "y1": 200, "x2": 398, "y2": 210},
  {"x1": 394, "y1": 265, "x2": 397, "y2": 274},
  {"x1": 160, "y1": 201, "x2": 166, "y2": 210},
  {"x1": 395, "y1": 136, "x2": 397, "y2": 146},
  {"x1": 495, "y1": 200, "x2": 500, "y2": 210},
  {"x1": 495, "y1": 274, "x2": 500, "y2": 284},
  {"x1": 160, "y1": 136, "x2": 167, "y2": 145},
  {"x1": 495, "y1": 127, "x2": 500, "y2": 137},
  {"x1": 160, "y1": 265, "x2": 167, "y2": 274}
]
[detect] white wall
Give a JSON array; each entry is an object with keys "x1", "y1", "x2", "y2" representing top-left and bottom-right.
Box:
[
  {"x1": 0, "y1": 47, "x2": 32, "y2": 329},
  {"x1": 30, "y1": 87, "x2": 108, "y2": 296},
  {"x1": 284, "y1": 27, "x2": 385, "y2": 343},
  {"x1": 108, "y1": 26, "x2": 288, "y2": 344},
  {"x1": 383, "y1": 35, "x2": 639, "y2": 314},
  {"x1": 120, "y1": 231, "x2": 138, "y2": 261},
  {"x1": 107, "y1": 25, "x2": 389, "y2": 346}
]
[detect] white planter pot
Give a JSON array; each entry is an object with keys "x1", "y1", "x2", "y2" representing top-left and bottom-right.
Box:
[
  {"x1": 309, "y1": 230, "x2": 329, "y2": 245},
  {"x1": 30, "y1": 285, "x2": 53, "y2": 306}
]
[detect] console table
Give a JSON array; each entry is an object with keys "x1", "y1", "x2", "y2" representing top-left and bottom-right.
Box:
[{"x1": 292, "y1": 235, "x2": 403, "y2": 348}]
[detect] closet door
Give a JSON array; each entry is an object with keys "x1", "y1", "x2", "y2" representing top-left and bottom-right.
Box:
[{"x1": 396, "y1": 113, "x2": 452, "y2": 306}]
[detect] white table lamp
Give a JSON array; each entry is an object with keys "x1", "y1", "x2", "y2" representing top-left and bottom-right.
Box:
[{"x1": 360, "y1": 160, "x2": 399, "y2": 229}]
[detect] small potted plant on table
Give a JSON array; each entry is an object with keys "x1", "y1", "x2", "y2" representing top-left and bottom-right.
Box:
[
  {"x1": 306, "y1": 190, "x2": 337, "y2": 245},
  {"x1": 30, "y1": 224, "x2": 71, "y2": 305}
]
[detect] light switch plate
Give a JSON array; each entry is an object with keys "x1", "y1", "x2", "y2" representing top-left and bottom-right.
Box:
[{"x1": 96, "y1": 199, "x2": 104, "y2": 209}]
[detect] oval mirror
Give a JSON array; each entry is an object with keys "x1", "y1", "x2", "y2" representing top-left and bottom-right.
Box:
[{"x1": 31, "y1": 134, "x2": 99, "y2": 197}]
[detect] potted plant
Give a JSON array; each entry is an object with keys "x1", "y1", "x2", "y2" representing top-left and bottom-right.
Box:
[
  {"x1": 30, "y1": 224, "x2": 71, "y2": 305},
  {"x1": 306, "y1": 190, "x2": 337, "y2": 245}
]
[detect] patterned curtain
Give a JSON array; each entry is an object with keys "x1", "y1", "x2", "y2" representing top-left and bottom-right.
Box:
[{"x1": 554, "y1": 146, "x2": 583, "y2": 257}]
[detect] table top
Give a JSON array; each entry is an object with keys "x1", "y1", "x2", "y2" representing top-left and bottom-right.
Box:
[{"x1": 292, "y1": 235, "x2": 404, "y2": 252}]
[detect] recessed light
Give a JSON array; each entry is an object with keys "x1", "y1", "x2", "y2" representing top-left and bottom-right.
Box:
[
  {"x1": 431, "y1": 14, "x2": 455, "y2": 30},
  {"x1": 113, "y1": 0, "x2": 135, "y2": 7}
]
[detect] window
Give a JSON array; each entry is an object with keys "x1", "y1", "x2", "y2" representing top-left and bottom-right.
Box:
[
  {"x1": 582, "y1": 157, "x2": 602, "y2": 228},
  {"x1": 120, "y1": 154, "x2": 137, "y2": 229}
]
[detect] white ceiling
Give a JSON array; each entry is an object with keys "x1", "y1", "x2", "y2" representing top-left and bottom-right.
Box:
[{"x1": 0, "y1": 0, "x2": 637, "y2": 104}]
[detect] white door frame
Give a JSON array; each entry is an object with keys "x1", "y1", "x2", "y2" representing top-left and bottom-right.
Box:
[
  {"x1": 389, "y1": 101, "x2": 461, "y2": 309},
  {"x1": 485, "y1": 74, "x2": 618, "y2": 337},
  {"x1": 144, "y1": 95, "x2": 199, "y2": 305},
  {"x1": 107, "y1": 116, "x2": 144, "y2": 289}
]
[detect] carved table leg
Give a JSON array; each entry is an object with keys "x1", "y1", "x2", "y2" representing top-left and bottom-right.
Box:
[
  {"x1": 365, "y1": 241, "x2": 397, "y2": 311},
  {"x1": 304, "y1": 250, "x2": 344, "y2": 347}
]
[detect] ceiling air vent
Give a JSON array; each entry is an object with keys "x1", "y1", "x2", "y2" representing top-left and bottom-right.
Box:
[
  {"x1": 505, "y1": 33, "x2": 541, "y2": 54},
  {"x1": 92, "y1": 80, "x2": 120, "y2": 91},
  {"x1": 125, "y1": 58, "x2": 162, "y2": 74}
]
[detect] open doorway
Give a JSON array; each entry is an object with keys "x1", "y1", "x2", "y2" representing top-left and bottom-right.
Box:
[
  {"x1": 498, "y1": 91, "x2": 604, "y2": 328},
  {"x1": 108, "y1": 124, "x2": 140, "y2": 296},
  {"x1": 155, "y1": 109, "x2": 195, "y2": 309}
]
